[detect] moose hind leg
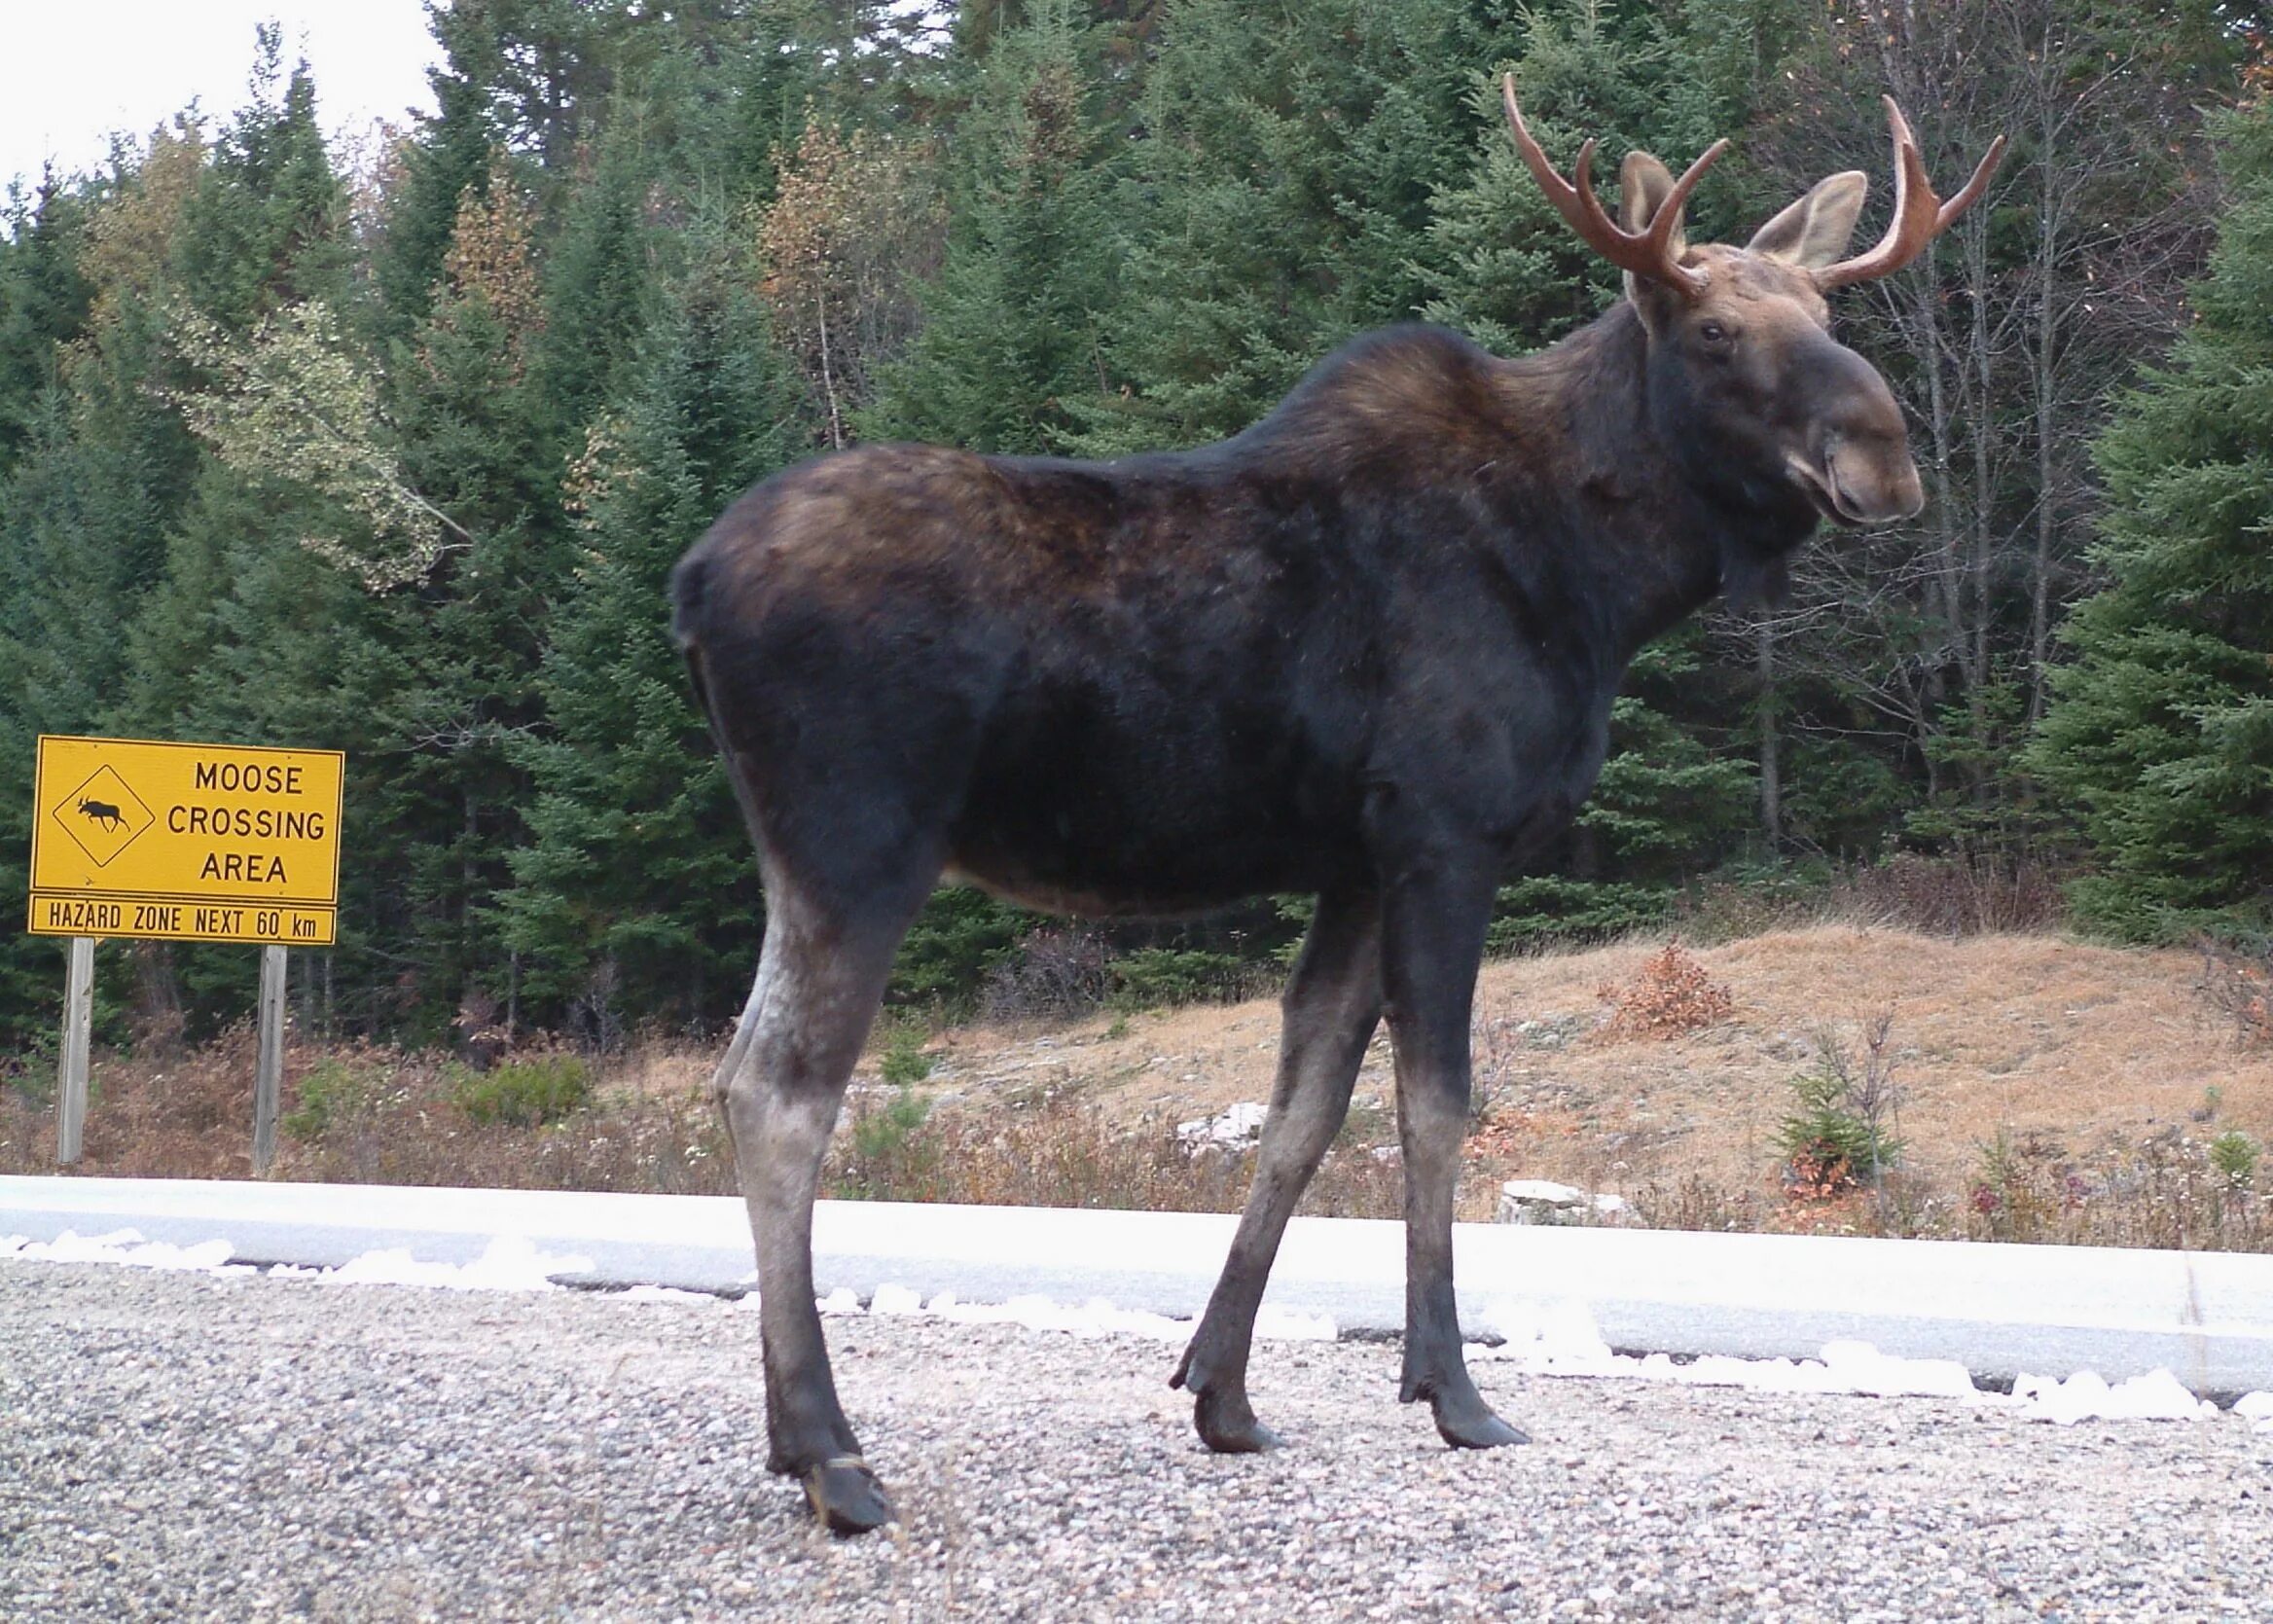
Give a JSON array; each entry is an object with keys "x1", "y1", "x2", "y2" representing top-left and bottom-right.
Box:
[
  {"x1": 1173, "y1": 889, "x2": 1381, "y2": 1452},
  {"x1": 1382, "y1": 862, "x2": 1527, "y2": 1450},
  {"x1": 724, "y1": 872, "x2": 931, "y2": 1534}
]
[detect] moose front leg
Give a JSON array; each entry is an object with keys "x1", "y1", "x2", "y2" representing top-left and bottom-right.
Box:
[
  {"x1": 1382, "y1": 860, "x2": 1528, "y2": 1450},
  {"x1": 1173, "y1": 888, "x2": 1382, "y2": 1451}
]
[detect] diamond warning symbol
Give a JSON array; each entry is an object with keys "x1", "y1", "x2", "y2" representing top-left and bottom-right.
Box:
[{"x1": 50, "y1": 764, "x2": 156, "y2": 869}]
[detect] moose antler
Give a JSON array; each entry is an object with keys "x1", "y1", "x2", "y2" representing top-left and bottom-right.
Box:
[
  {"x1": 1815, "y1": 96, "x2": 2006, "y2": 289},
  {"x1": 1500, "y1": 74, "x2": 1728, "y2": 301}
]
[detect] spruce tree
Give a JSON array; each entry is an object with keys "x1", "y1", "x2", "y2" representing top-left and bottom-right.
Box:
[
  {"x1": 172, "y1": 31, "x2": 347, "y2": 330},
  {"x1": 2029, "y1": 102, "x2": 2273, "y2": 939},
  {"x1": 864, "y1": 2, "x2": 1122, "y2": 453},
  {"x1": 1065, "y1": 0, "x2": 1497, "y2": 453},
  {"x1": 0, "y1": 174, "x2": 93, "y2": 476},
  {"x1": 501, "y1": 242, "x2": 802, "y2": 1026}
]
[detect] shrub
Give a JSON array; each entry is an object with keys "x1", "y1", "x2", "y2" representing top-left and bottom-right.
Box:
[
  {"x1": 451, "y1": 1053, "x2": 593, "y2": 1128},
  {"x1": 1488, "y1": 875, "x2": 1669, "y2": 954},
  {"x1": 5, "y1": 1030, "x2": 58, "y2": 1106},
  {"x1": 1597, "y1": 942, "x2": 1732, "y2": 1039},
  {"x1": 1674, "y1": 859, "x2": 1833, "y2": 943},
  {"x1": 1109, "y1": 948, "x2": 1250, "y2": 1010},
  {"x1": 889, "y1": 888, "x2": 1030, "y2": 1010},
  {"x1": 2198, "y1": 938, "x2": 2273, "y2": 1047},
  {"x1": 980, "y1": 927, "x2": 1111, "y2": 1023},
  {"x1": 284, "y1": 1055, "x2": 386, "y2": 1141},
  {"x1": 836, "y1": 1085, "x2": 936, "y2": 1198},
  {"x1": 2210, "y1": 1130, "x2": 2258, "y2": 1188},
  {"x1": 878, "y1": 1026, "x2": 934, "y2": 1087},
  {"x1": 1832, "y1": 853, "x2": 2065, "y2": 936},
  {"x1": 1776, "y1": 1014, "x2": 1903, "y2": 1196}
]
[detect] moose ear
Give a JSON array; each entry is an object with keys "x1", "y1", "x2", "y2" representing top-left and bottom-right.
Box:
[
  {"x1": 1617, "y1": 152, "x2": 1693, "y2": 319},
  {"x1": 1617, "y1": 151, "x2": 1688, "y2": 252},
  {"x1": 1748, "y1": 171, "x2": 1868, "y2": 269}
]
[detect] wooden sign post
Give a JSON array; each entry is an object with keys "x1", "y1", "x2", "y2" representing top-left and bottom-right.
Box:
[
  {"x1": 253, "y1": 944, "x2": 287, "y2": 1175},
  {"x1": 56, "y1": 936, "x2": 94, "y2": 1165},
  {"x1": 27, "y1": 736, "x2": 345, "y2": 1173}
]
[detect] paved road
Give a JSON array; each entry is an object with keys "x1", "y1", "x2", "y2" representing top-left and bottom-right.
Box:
[{"x1": 4, "y1": 1259, "x2": 2269, "y2": 1622}]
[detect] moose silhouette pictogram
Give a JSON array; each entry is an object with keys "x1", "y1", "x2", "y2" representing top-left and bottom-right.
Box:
[{"x1": 76, "y1": 797, "x2": 126, "y2": 833}]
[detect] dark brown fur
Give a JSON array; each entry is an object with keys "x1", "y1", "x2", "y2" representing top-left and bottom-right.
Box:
[{"x1": 673, "y1": 167, "x2": 1927, "y2": 1535}]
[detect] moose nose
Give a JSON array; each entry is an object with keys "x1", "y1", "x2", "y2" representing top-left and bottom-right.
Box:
[
  {"x1": 1807, "y1": 339, "x2": 1925, "y2": 524},
  {"x1": 1824, "y1": 439, "x2": 1925, "y2": 523}
]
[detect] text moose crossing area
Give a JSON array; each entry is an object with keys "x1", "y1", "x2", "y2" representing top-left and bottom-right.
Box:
[{"x1": 27, "y1": 736, "x2": 344, "y2": 946}]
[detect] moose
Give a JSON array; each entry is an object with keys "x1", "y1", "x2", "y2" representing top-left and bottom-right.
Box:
[
  {"x1": 673, "y1": 80, "x2": 2002, "y2": 1534},
  {"x1": 76, "y1": 798, "x2": 126, "y2": 832}
]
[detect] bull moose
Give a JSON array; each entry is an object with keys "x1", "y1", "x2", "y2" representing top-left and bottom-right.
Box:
[{"x1": 672, "y1": 80, "x2": 2002, "y2": 1534}]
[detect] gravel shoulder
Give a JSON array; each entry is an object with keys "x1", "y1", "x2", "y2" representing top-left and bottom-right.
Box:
[{"x1": 3, "y1": 1259, "x2": 2269, "y2": 1623}]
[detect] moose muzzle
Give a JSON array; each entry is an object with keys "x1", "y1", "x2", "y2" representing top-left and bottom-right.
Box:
[{"x1": 1786, "y1": 339, "x2": 1927, "y2": 527}]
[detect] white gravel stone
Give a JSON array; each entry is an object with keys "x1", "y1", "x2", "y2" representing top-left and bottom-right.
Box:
[{"x1": 3, "y1": 1257, "x2": 2270, "y2": 1621}]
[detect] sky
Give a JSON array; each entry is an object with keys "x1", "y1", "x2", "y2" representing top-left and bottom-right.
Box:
[{"x1": 1, "y1": 0, "x2": 442, "y2": 193}]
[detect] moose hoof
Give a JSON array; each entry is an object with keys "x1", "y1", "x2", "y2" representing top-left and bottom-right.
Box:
[
  {"x1": 1432, "y1": 1397, "x2": 1529, "y2": 1451},
  {"x1": 803, "y1": 1456, "x2": 895, "y2": 1536},
  {"x1": 1193, "y1": 1388, "x2": 1284, "y2": 1455}
]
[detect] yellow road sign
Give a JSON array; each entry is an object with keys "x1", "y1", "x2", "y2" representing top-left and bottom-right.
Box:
[{"x1": 27, "y1": 736, "x2": 343, "y2": 945}]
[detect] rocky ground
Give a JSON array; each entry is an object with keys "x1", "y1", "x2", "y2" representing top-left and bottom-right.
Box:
[{"x1": 5, "y1": 1258, "x2": 2269, "y2": 1622}]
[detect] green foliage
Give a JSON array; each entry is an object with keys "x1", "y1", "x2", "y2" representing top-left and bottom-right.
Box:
[
  {"x1": 1419, "y1": 1, "x2": 1740, "y2": 351},
  {"x1": 1109, "y1": 948, "x2": 1249, "y2": 1010},
  {"x1": 2210, "y1": 1130, "x2": 2258, "y2": 1189},
  {"x1": 888, "y1": 888, "x2": 1031, "y2": 1010},
  {"x1": 283, "y1": 1054, "x2": 385, "y2": 1140},
  {"x1": 864, "y1": 2, "x2": 1124, "y2": 452},
  {"x1": 1064, "y1": 0, "x2": 1509, "y2": 454},
  {"x1": 501, "y1": 242, "x2": 796, "y2": 1023},
  {"x1": 1776, "y1": 1015, "x2": 1904, "y2": 1195},
  {"x1": 878, "y1": 1026, "x2": 934, "y2": 1087},
  {"x1": 1488, "y1": 875, "x2": 1670, "y2": 953},
  {"x1": 451, "y1": 1053, "x2": 593, "y2": 1128},
  {"x1": 1776, "y1": 1062, "x2": 1903, "y2": 1193},
  {"x1": 0, "y1": 176, "x2": 92, "y2": 475},
  {"x1": 2031, "y1": 102, "x2": 2273, "y2": 940},
  {"x1": 838, "y1": 1084, "x2": 938, "y2": 1198},
  {"x1": 172, "y1": 31, "x2": 347, "y2": 327}
]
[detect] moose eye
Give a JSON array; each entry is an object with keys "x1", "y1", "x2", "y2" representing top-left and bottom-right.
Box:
[{"x1": 1697, "y1": 320, "x2": 1733, "y2": 348}]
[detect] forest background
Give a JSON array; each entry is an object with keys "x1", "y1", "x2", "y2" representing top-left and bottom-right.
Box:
[{"x1": 5, "y1": 0, "x2": 2273, "y2": 1056}]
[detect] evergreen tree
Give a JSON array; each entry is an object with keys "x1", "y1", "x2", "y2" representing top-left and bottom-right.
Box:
[
  {"x1": 172, "y1": 29, "x2": 347, "y2": 330},
  {"x1": 0, "y1": 173, "x2": 93, "y2": 476},
  {"x1": 864, "y1": 1, "x2": 1122, "y2": 453},
  {"x1": 2030, "y1": 103, "x2": 2273, "y2": 938},
  {"x1": 1418, "y1": 3, "x2": 1737, "y2": 351},
  {"x1": 501, "y1": 242, "x2": 801, "y2": 1025},
  {"x1": 535, "y1": 124, "x2": 653, "y2": 438},
  {"x1": 370, "y1": 2, "x2": 505, "y2": 338},
  {"x1": 1066, "y1": 0, "x2": 1503, "y2": 454}
]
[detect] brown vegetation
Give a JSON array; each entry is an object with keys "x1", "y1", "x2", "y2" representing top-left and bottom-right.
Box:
[
  {"x1": 6, "y1": 924, "x2": 2271, "y2": 1251},
  {"x1": 1595, "y1": 942, "x2": 1733, "y2": 1040}
]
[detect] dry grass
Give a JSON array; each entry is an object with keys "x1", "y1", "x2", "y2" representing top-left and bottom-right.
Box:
[
  {"x1": 7, "y1": 923, "x2": 2272, "y2": 1251},
  {"x1": 914, "y1": 925, "x2": 2273, "y2": 1198},
  {"x1": 826, "y1": 1089, "x2": 1405, "y2": 1218},
  {"x1": 0, "y1": 1033, "x2": 735, "y2": 1194}
]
